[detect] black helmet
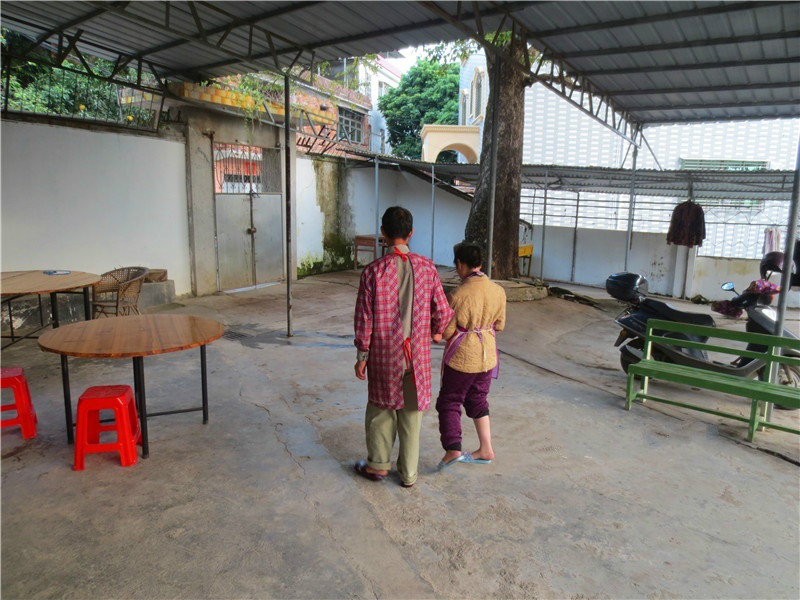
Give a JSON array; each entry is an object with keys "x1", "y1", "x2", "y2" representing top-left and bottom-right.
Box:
[{"x1": 760, "y1": 251, "x2": 796, "y2": 280}]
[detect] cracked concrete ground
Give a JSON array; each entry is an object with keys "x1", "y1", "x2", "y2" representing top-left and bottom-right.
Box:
[{"x1": 2, "y1": 271, "x2": 798, "y2": 599}]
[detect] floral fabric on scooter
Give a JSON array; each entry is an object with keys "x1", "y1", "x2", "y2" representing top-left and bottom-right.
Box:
[{"x1": 711, "y1": 279, "x2": 781, "y2": 318}]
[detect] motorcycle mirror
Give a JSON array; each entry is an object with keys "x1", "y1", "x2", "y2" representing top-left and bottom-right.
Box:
[{"x1": 721, "y1": 282, "x2": 736, "y2": 291}]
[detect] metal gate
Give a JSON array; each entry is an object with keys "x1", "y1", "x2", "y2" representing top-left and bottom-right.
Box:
[{"x1": 213, "y1": 143, "x2": 283, "y2": 290}]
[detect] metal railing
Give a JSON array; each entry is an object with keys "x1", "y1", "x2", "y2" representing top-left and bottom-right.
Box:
[{"x1": 521, "y1": 190, "x2": 791, "y2": 259}]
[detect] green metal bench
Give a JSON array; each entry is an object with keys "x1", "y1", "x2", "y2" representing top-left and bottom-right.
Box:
[{"x1": 626, "y1": 319, "x2": 800, "y2": 441}]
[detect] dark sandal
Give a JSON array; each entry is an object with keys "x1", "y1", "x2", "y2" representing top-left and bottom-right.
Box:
[{"x1": 354, "y1": 460, "x2": 385, "y2": 482}]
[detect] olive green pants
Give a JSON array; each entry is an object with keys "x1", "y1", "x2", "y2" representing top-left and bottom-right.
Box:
[{"x1": 365, "y1": 372, "x2": 423, "y2": 486}]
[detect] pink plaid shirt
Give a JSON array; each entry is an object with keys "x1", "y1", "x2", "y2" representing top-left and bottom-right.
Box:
[{"x1": 355, "y1": 252, "x2": 454, "y2": 411}]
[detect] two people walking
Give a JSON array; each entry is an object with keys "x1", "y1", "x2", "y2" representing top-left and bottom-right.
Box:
[{"x1": 353, "y1": 207, "x2": 506, "y2": 487}]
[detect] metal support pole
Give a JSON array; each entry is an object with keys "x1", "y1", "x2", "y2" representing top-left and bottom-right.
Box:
[
  {"x1": 767, "y1": 134, "x2": 800, "y2": 422},
  {"x1": 284, "y1": 73, "x2": 293, "y2": 337},
  {"x1": 624, "y1": 144, "x2": 638, "y2": 271},
  {"x1": 486, "y1": 56, "x2": 501, "y2": 279},
  {"x1": 540, "y1": 170, "x2": 548, "y2": 279},
  {"x1": 430, "y1": 163, "x2": 436, "y2": 260},
  {"x1": 201, "y1": 344, "x2": 209, "y2": 424},
  {"x1": 374, "y1": 158, "x2": 380, "y2": 256},
  {"x1": 571, "y1": 192, "x2": 580, "y2": 282}
]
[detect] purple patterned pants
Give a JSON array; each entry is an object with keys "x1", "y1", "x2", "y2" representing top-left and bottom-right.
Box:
[{"x1": 436, "y1": 364, "x2": 492, "y2": 451}]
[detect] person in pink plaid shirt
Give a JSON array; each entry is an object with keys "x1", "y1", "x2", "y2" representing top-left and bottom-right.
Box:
[{"x1": 353, "y1": 207, "x2": 454, "y2": 488}]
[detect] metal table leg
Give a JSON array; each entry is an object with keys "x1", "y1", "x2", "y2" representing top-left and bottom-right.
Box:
[
  {"x1": 61, "y1": 355, "x2": 74, "y2": 444},
  {"x1": 201, "y1": 345, "x2": 209, "y2": 424},
  {"x1": 7, "y1": 297, "x2": 16, "y2": 343},
  {"x1": 83, "y1": 286, "x2": 92, "y2": 320},
  {"x1": 133, "y1": 356, "x2": 150, "y2": 458},
  {"x1": 49, "y1": 292, "x2": 60, "y2": 328}
]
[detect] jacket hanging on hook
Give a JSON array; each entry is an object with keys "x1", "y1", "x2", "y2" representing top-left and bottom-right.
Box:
[{"x1": 667, "y1": 184, "x2": 706, "y2": 247}]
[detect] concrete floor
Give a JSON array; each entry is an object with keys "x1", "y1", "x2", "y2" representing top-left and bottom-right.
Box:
[{"x1": 2, "y1": 271, "x2": 798, "y2": 599}]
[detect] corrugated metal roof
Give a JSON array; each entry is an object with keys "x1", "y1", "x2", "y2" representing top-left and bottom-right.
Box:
[
  {"x1": 514, "y1": 1, "x2": 800, "y2": 123},
  {"x1": 1, "y1": 1, "x2": 797, "y2": 125},
  {"x1": 352, "y1": 153, "x2": 796, "y2": 201}
]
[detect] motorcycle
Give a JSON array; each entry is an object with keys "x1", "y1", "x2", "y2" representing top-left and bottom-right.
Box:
[{"x1": 606, "y1": 251, "x2": 800, "y2": 406}]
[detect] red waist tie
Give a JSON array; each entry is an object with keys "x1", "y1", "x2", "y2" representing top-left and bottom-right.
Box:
[{"x1": 403, "y1": 337, "x2": 412, "y2": 367}]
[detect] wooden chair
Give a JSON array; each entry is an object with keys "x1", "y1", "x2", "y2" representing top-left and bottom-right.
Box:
[
  {"x1": 518, "y1": 244, "x2": 534, "y2": 277},
  {"x1": 354, "y1": 235, "x2": 387, "y2": 269},
  {"x1": 92, "y1": 267, "x2": 150, "y2": 318}
]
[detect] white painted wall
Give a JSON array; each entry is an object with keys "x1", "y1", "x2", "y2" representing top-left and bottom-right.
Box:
[
  {"x1": 345, "y1": 165, "x2": 470, "y2": 266},
  {"x1": 531, "y1": 225, "x2": 681, "y2": 295},
  {"x1": 296, "y1": 157, "x2": 325, "y2": 265},
  {"x1": 1, "y1": 121, "x2": 192, "y2": 295},
  {"x1": 528, "y1": 225, "x2": 800, "y2": 307},
  {"x1": 691, "y1": 256, "x2": 799, "y2": 308},
  {"x1": 297, "y1": 157, "x2": 800, "y2": 310}
]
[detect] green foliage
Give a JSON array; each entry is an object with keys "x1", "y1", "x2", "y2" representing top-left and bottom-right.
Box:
[
  {"x1": 427, "y1": 31, "x2": 516, "y2": 62},
  {"x1": 2, "y1": 28, "x2": 157, "y2": 127},
  {"x1": 214, "y1": 54, "x2": 380, "y2": 139},
  {"x1": 378, "y1": 59, "x2": 460, "y2": 160}
]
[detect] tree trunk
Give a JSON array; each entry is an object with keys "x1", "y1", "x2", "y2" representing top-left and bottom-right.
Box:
[{"x1": 464, "y1": 38, "x2": 528, "y2": 280}]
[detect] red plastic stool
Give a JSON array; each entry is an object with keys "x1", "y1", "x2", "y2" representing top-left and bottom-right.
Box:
[
  {"x1": 74, "y1": 385, "x2": 141, "y2": 471},
  {"x1": 1, "y1": 367, "x2": 37, "y2": 439}
]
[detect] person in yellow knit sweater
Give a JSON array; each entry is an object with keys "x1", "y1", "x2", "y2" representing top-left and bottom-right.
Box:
[{"x1": 436, "y1": 242, "x2": 507, "y2": 469}]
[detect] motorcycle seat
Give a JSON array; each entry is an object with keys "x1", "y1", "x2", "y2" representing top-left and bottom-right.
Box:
[{"x1": 641, "y1": 298, "x2": 716, "y2": 327}]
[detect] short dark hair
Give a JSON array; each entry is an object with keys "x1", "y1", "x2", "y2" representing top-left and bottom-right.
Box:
[
  {"x1": 381, "y1": 206, "x2": 413, "y2": 239},
  {"x1": 453, "y1": 242, "x2": 483, "y2": 269}
]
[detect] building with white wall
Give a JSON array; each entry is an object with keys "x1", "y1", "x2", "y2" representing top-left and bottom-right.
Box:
[{"x1": 362, "y1": 55, "x2": 403, "y2": 155}]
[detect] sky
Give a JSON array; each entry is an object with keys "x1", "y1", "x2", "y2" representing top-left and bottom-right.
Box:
[{"x1": 390, "y1": 45, "x2": 429, "y2": 73}]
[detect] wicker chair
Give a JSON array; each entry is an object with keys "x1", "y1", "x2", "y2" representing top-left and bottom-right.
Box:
[{"x1": 92, "y1": 267, "x2": 150, "y2": 318}]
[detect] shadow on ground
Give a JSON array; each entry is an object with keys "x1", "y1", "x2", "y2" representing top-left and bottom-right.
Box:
[{"x1": 2, "y1": 271, "x2": 798, "y2": 599}]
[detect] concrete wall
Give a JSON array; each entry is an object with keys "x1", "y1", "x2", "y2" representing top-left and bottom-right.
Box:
[
  {"x1": 345, "y1": 164, "x2": 470, "y2": 266},
  {"x1": 182, "y1": 108, "x2": 287, "y2": 295},
  {"x1": 295, "y1": 157, "x2": 472, "y2": 271},
  {"x1": 531, "y1": 225, "x2": 682, "y2": 296},
  {"x1": 529, "y1": 225, "x2": 800, "y2": 307},
  {"x1": 296, "y1": 157, "x2": 325, "y2": 267},
  {"x1": 1, "y1": 120, "x2": 193, "y2": 295},
  {"x1": 691, "y1": 256, "x2": 800, "y2": 308}
]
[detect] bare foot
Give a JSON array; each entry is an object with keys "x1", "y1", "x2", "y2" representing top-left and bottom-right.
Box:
[
  {"x1": 471, "y1": 448, "x2": 495, "y2": 461},
  {"x1": 441, "y1": 450, "x2": 462, "y2": 464},
  {"x1": 366, "y1": 466, "x2": 388, "y2": 476}
]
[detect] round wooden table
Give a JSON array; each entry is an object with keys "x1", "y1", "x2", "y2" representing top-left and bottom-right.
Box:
[
  {"x1": 1, "y1": 270, "x2": 100, "y2": 347},
  {"x1": 39, "y1": 314, "x2": 224, "y2": 457}
]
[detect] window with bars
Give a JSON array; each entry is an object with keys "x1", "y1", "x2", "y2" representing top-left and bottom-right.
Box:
[
  {"x1": 337, "y1": 107, "x2": 364, "y2": 144},
  {"x1": 213, "y1": 143, "x2": 281, "y2": 194}
]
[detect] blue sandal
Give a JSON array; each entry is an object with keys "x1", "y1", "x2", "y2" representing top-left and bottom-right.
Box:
[
  {"x1": 437, "y1": 455, "x2": 465, "y2": 470},
  {"x1": 461, "y1": 452, "x2": 492, "y2": 464}
]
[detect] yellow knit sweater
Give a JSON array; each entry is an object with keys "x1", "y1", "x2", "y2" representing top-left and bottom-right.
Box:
[{"x1": 443, "y1": 274, "x2": 507, "y2": 373}]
